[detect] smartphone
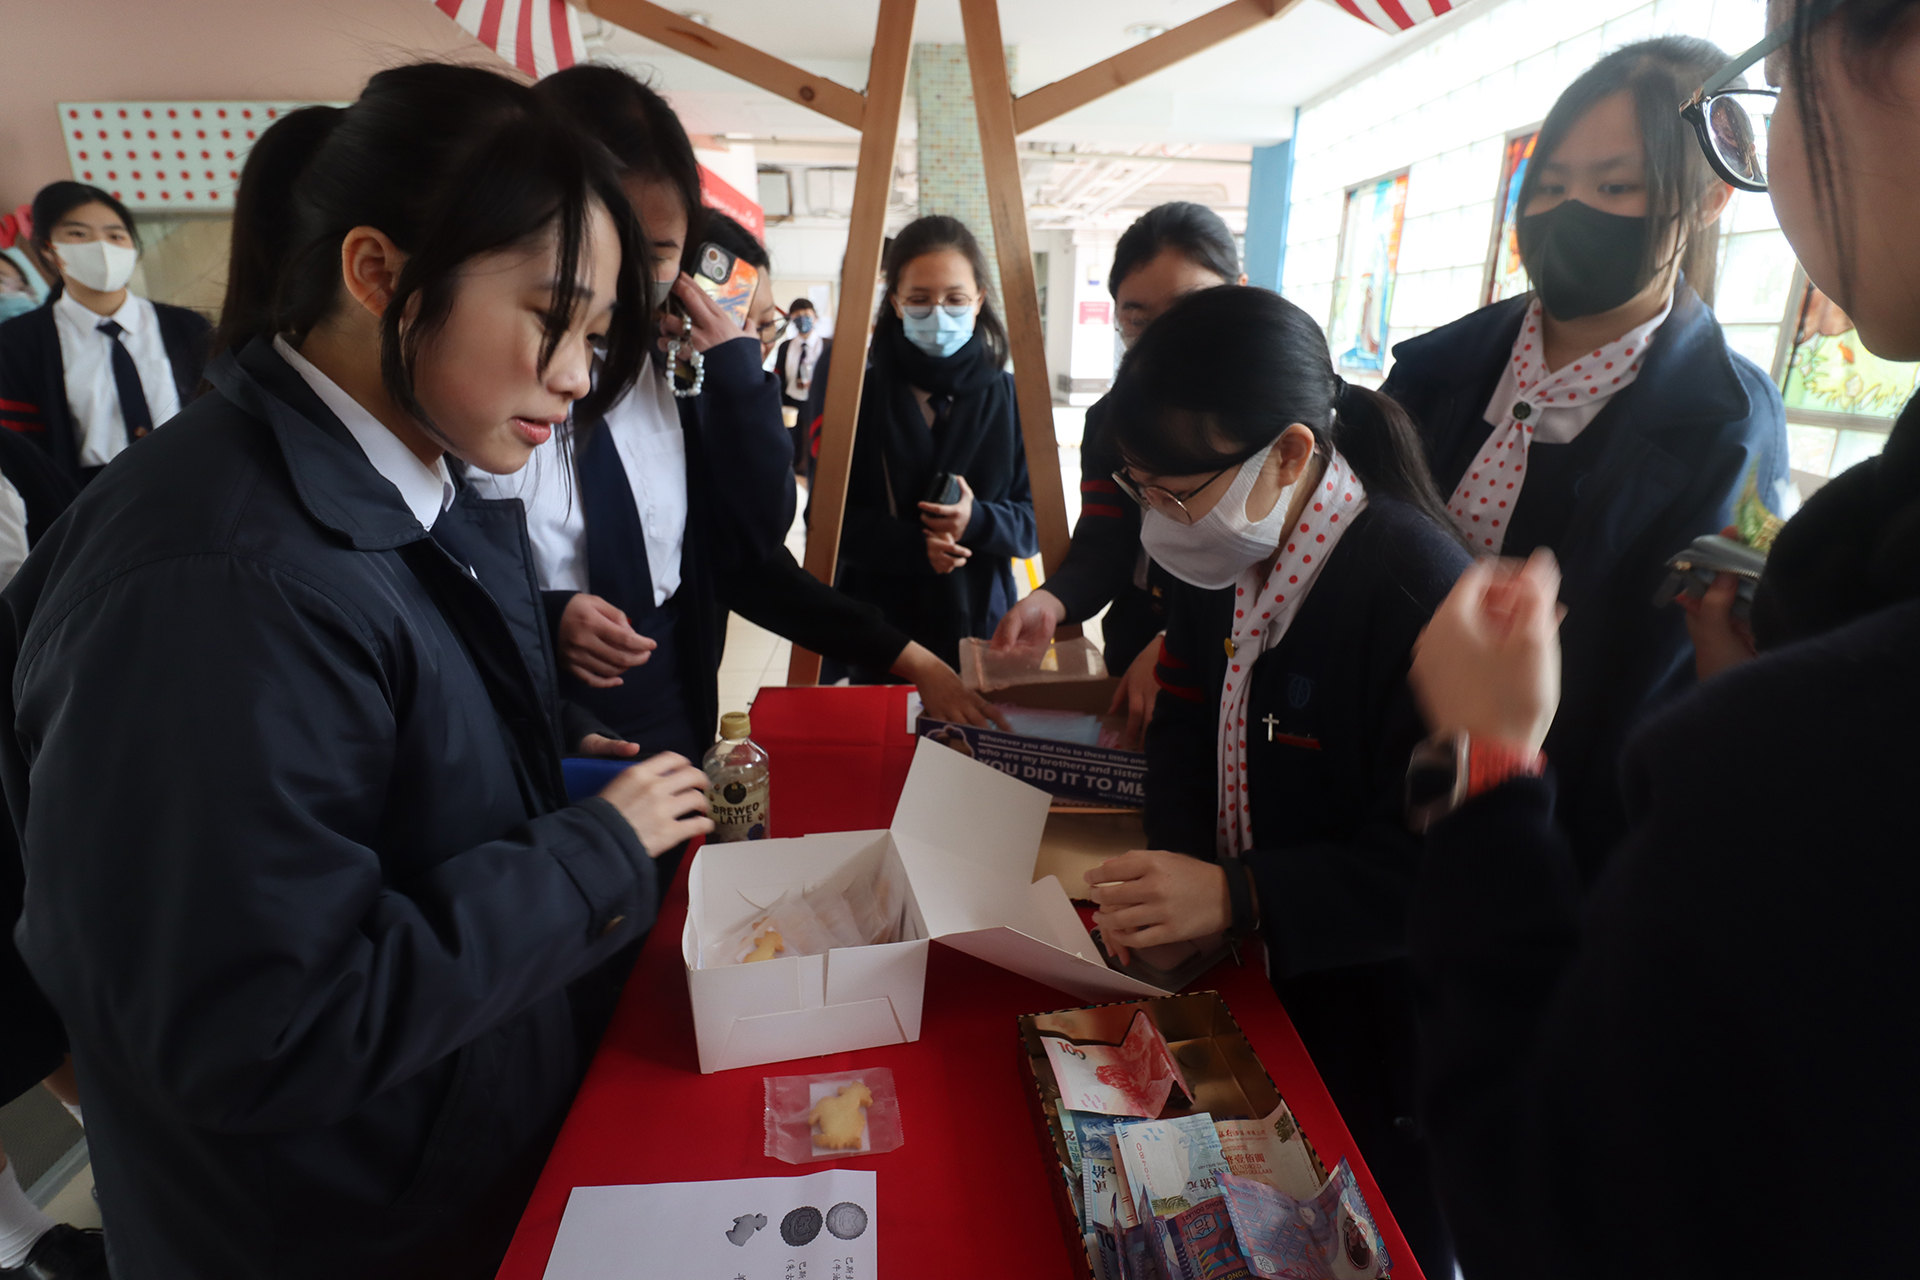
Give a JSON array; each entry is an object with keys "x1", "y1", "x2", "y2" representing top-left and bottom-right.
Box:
[
  {"x1": 692, "y1": 241, "x2": 759, "y2": 330},
  {"x1": 923, "y1": 471, "x2": 962, "y2": 505},
  {"x1": 1652, "y1": 533, "x2": 1765, "y2": 622}
]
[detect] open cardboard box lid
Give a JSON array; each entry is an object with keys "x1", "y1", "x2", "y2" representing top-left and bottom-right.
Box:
[
  {"x1": 682, "y1": 740, "x2": 1166, "y2": 1064},
  {"x1": 884, "y1": 738, "x2": 1168, "y2": 1002}
]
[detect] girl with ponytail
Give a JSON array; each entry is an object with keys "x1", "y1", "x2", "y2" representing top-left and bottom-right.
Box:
[
  {"x1": 0, "y1": 63, "x2": 711, "y2": 1280},
  {"x1": 1083, "y1": 285, "x2": 1470, "y2": 1277}
]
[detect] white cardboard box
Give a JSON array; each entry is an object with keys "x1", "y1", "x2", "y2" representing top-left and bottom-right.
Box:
[{"x1": 682, "y1": 738, "x2": 1172, "y2": 1073}]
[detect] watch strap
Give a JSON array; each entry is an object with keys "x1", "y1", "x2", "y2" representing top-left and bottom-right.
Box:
[
  {"x1": 1465, "y1": 739, "x2": 1546, "y2": 800},
  {"x1": 1219, "y1": 852, "x2": 1256, "y2": 966}
]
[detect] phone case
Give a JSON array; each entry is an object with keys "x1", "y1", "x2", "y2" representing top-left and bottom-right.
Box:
[{"x1": 694, "y1": 242, "x2": 758, "y2": 329}]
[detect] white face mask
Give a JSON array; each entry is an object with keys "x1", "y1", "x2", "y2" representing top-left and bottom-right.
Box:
[
  {"x1": 1137, "y1": 443, "x2": 1297, "y2": 591},
  {"x1": 55, "y1": 240, "x2": 138, "y2": 294}
]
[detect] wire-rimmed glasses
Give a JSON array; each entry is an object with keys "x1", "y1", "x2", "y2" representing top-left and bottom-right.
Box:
[{"x1": 1111, "y1": 466, "x2": 1233, "y2": 525}]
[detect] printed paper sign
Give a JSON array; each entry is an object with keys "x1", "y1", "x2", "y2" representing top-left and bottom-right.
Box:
[{"x1": 542, "y1": 1169, "x2": 876, "y2": 1280}]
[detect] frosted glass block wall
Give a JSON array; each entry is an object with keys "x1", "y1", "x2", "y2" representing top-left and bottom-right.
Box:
[{"x1": 1283, "y1": 0, "x2": 1770, "y2": 384}]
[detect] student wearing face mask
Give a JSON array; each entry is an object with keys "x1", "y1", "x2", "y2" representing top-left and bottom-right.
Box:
[
  {"x1": 467, "y1": 73, "x2": 1002, "y2": 1028},
  {"x1": 1381, "y1": 39, "x2": 1789, "y2": 878},
  {"x1": 0, "y1": 183, "x2": 211, "y2": 487},
  {"x1": 0, "y1": 66, "x2": 720, "y2": 1278},
  {"x1": 0, "y1": 243, "x2": 49, "y2": 323},
  {"x1": 814, "y1": 215, "x2": 1038, "y2": 679},
  {"x1": 774, "y1": 298, "x2": 828, "y2": 461},
  {"x1": 1080, "y1": 285, "x2": 1472, "y2": 1278},
  {"x1": 993, "y1": 202, "x2": 1243, "y2": 746},
  {"x1": 1088, "y1": 284, "x2": 1472, "y2": 1274},
  {"x1": 1404, "y1": 4, "x2": 1920, "y2": 1271}
]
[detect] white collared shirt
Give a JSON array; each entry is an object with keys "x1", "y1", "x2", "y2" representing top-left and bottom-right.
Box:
[
  {"x1": 0, "y1": 474, "x2": 28, "y2": 588},
  {"x1": 467, "y1": 359, "x2": 686, "y2": 604},
  {"x1": 53, "y1": 291, "x2": 181, "y2": 468},
  {"x1": 1477, "y1": 294, "x2": 1674, "y2": 444},
  {"x1": 273, "y1": 336, "x2": 454, "y2": 530},
  {"x1": 781, "y1": 331, "x2": 824, "y2": 400}
]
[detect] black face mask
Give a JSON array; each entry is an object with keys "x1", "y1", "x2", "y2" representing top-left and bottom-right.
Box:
[{"x1": 1517, "y1": 199, "x2": 1655, "y2": 321}]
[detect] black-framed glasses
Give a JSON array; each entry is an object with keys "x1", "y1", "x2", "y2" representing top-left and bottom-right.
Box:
[
  {"x1": 1111, "y1": 465, "x2": 1233, "y2": 524},
  {"x1": 1681, "y1": 0, "x2": 1845, "y2": 193}
]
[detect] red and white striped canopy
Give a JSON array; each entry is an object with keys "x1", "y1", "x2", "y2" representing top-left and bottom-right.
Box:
[
  {"x1": 432, "y1": 0, "x2": 586, "y2": 80},
  {"x1": 1331, "y1": 0, "x2": 1453, "y2": 33}
]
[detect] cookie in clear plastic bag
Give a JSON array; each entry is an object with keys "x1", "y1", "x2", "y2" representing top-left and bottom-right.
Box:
[{"x1": 764, "y1": 1067, "x2": 905, "y2": 1164}]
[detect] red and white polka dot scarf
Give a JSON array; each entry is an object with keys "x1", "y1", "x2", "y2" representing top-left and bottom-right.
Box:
[
  {"x1": 1446, "y1": 297, "x2": 1656, "y2": 554},
  {"x1": 1217, "y1": 450, "x2": 1367, "y2": 858}
]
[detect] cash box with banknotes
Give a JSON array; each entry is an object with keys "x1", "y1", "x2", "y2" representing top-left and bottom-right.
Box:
[
  {"x1": 681, "y1": 738, "x2": 1174, "y2": 1074},
  {"x1": 1018, "y1": 993, "x2": 1396, "y2": 1279}
]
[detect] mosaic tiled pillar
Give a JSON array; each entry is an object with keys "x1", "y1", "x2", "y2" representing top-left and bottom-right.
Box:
[{"x1": 912, "y1": 42, "x2": 1015, "y2": 299}]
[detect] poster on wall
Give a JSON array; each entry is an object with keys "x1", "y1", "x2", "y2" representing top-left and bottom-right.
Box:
[
  {"x1": 1484, "y1": 130, "x2": 1539, "y2": 306},
  {"x1": 59, "y1": 102, "x2": 332, "y2": 213},
  {"x1": 1328, "y1": 172, "x2": 1410, "y2": 373},
  {"x1": 1778, "y1": 275, "x2": 1920, "y2": 421}
]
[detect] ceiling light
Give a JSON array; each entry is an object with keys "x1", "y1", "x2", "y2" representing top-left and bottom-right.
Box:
[
  {"x1": 679, "y1": 10, "x2": 712, "y2": 24},
  {"x1": 1125, "y1": 22, "x2": 1169, "y2": 42}
]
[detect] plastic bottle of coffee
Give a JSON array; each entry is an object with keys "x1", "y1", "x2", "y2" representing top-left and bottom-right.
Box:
[{"x1": 703, "y1": 711, "x2": 770, "y2": 841}]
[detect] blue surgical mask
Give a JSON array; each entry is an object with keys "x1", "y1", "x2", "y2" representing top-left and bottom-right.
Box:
[
  {"x1": 0, "y1": 292, "x2": 35, "y2": 323},
  {"x1": 794, "y1": 314, "x2": 815, "y2": 335},
  {"x1": 900, "y1": 303, "x2": 975, "y2": 358}
]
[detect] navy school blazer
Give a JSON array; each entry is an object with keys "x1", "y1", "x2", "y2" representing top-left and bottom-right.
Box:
[
  {"x1": 0, "y1": 295, "x2": 212, "y2": 481},
  {"x1": 1381, "y1": 283, "x2": 1788, "y2": 878},
  {"x1": 1146, "y1": 496, "x2": 1472, "y2": 978}
]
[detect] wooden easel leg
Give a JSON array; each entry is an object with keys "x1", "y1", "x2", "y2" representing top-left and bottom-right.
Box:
[
  {"x1": 959, "y1": 0, "x2": 1072, "y2": 585},
  {"x1": 787, "y1": 0, "x2": 918, "y2": 686}
]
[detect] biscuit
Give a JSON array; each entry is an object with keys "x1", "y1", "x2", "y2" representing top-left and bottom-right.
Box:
[{"x1": 806, "y1": 1082, "x2": 873, "y2": 1151}]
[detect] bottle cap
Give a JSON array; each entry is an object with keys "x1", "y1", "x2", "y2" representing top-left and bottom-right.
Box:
[{"x1": 720, "y1": 711, "x2": 752, "y2": 741}]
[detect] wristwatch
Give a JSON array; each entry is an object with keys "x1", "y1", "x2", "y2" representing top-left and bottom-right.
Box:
[
  {"x1": 1404, "y1": 731, "x2": 1545, "y2": 833},
  {"x1": 1218, "y1": 852, "x2": 1257, "y2": 966}
]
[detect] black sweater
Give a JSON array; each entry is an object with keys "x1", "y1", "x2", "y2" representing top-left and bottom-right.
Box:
[
  {"x1": 1383, "y1": 283, "x2": 1787, "y2": 878},
  {"x1": 1146, "y1": 496, "x2": 1471, "y2": 977},
  {"x1": 1412, "y1": 598, "x2": 1920, "y2": 1280},
  {"x1": 1041, "y1": 393, "x2": 1174, "y2": 672},
  {"x1": 2, "y1": 339, "x2": 655, "y2": 1279},
  {"x1": 0, "y1": 295, "x2": 210, "y2": 482}
]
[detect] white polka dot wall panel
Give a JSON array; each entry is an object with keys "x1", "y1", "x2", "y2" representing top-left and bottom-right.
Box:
[{"x1": 58, "y1": 103, "x2": 343, "y2": 213}]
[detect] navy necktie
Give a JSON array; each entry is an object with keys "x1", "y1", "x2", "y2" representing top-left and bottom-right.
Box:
[
  {"x1": 577, "y1": 420, "x2": 653, "y2": 618},
  {"x1": 95, "y1": 319, "x2": 155, "y2": 445}
]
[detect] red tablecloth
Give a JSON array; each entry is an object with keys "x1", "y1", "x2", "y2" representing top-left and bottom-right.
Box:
[{"x1": 496, "y1": 685, "x2": 1425, "y2": 1280}]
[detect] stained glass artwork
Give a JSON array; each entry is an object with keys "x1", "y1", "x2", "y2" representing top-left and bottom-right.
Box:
[
  {"x1": 1329, "y1": 173, "x2": 1410, "y2": 373},
  {"x1": 1779, "y1": 279, "x2": 1920, "y2": 421},
  {"x1": 1485, "y1": 131, "x2": 1538, "y2": 306}
]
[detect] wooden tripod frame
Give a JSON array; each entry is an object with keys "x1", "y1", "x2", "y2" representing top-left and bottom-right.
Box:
[{"x1": 582, "y1": 0, "x2": 1304, "y2": 684}]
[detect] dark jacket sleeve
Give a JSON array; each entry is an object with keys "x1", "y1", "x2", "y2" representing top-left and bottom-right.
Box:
[
  {"x1": 830, "y1": 380, "x2": 938, "y2": 577},
  {"x1": 717, "y1": 547, "x2": 913, "y2": 674},
  {"x1": 687, "y1": 336, "x2": 796, "y2": 572},
  {"x1": 1143, "y1": 582, "x2": 1224, "y2": 860},
  {"x1": 0, "y1": 313, "x2": 52, "y2": 450},
  {"x1": 157, "y1": 302, "x2": 213, "y2": 403},
  {"x1": 1042, "y1": 397, "x2": 1145, "y2": 623},
  {"x1": 1406, "y1": 776, "x2": 1586, "y2": 1277},
  {"x1": 959, "y1": 377, "x2": 1039, "y2": 561},
  {"x1": 1557, "y1": 355, "x2": 1789, "y2": 872},
  {"x1": 11, "y1": 555, "x2": 659, "y2": 1133},
  {"x1": 1246, "y1": 673, "x2": 1433, "y2": 979}
]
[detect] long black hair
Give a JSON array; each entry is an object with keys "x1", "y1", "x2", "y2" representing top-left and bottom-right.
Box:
[
  {"x1": 538, "y1": 64, "x2": 706, "y2": 250},
  {"x1": 30, "y1": 181, "x2": 140, "y2": 254},
  {"x1": 876, "y1": 215, "x2": 1010, "y2": 366},
  {"x1": 1518, "y1": 37, "x2": 1733, "y2": 294},
  {"x1": 1111, "y1": 286, "x2": 1464, "y2": 547},
  {"x1": 214, "y1": 63, "x2": 648, "y2": 434},
  {"x1": 1109, "y1": 202, "x2": 1239, "y2": 298}
]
